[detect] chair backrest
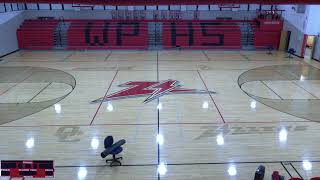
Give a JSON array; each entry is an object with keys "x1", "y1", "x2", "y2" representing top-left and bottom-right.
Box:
[{"x1": 104, "y1": 136, "x2": 114, "y2": 149}]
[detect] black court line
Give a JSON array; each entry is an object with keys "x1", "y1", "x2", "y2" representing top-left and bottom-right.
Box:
[
  {"x1": 290, "y1": 81, "x2": 319, "y2": 99},
  {"x1": 151, "y1": 56, "x2": 298, "y2": 62},
  {"x1": 89, "y1": 70, "x2": 119, "y2": 125},
  {"x1": 0, "y1": 49, "x2": 20, "y2": 58},
  {"x1": 290, "y1": 163, "x2": 304, "y2": 179},
  {"x1": 27, "y1": 82, "x2": 52, "y2": 103},
  {"x1": 281, "y1": 162, "x2": 293, "y2": 178},
  {"x1": 55, "y1": 163, "x2": 157, "y2": 168},
  {"x1": 201, "y1": 50, "x2": 211, "y2": 61},
  {"x1": 0, "y1": 120, "x2": 311, "y2": 128},
  {"x1": 156, "y1": 50, "x2": 161, "y2": 180},
  {"x1": 197, "y1": 70, "x2": 226, "y2": 123},
  {"x1": 166, "y1": 160, "x2": 320, "y2": 166},
  {"x1": 54, "y1": 160, "x2": 320, "y2": 168},
  {"x1": 274, "y1": 69, "x2": 319, "y2": 99},
  {"x1": 275, "y1": 69, "x2": 300, "y2": 80},
  {"x1": 0, "y1": 71, "x2": 34, "y2": 96},
  {"x1": 104, "y1": 51, "x2": 112, "y2": 62},
  {"x1": 260, "y1": 80, "x2": 284, "y2": 100},
  {"x1": 58, "y1": 58, "x2": 294, "y2": 62},
  {"x1": 69, "y1": 69, "x2": 263, "y2": 71}
]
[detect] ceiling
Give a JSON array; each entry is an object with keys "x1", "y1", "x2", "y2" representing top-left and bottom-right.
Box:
[{"x1": 4, "y1": 0, "x2": 320, "y2": 5}]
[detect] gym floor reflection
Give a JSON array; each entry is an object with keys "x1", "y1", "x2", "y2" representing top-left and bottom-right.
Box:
[{"x1": 0, "y1": 50, "x2": 320, "y2": 179}]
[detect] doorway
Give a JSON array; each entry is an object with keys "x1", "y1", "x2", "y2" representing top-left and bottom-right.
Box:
[{"x1": 304, "y1": 35, "x2": 316, "y2": 59}]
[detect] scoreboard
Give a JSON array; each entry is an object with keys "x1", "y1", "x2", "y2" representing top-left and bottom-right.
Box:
[{"x1": 1, "y1": 160, "x2": 54, "y2": 178}]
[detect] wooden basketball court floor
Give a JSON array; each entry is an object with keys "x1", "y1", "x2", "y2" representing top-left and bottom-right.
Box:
[{"x1": 0, "y1": 50, "x2": 320, "y2": 179}]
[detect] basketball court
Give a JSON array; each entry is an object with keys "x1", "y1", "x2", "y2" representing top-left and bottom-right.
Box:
[{"x1": 0, "y1": 49, "x2": 320, "y2": 179}]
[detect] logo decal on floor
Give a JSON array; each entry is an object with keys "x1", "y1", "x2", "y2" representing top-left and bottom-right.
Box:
[
  {"x1": 55, "y1": 126, "x2": 84, "y2": 142},
  {"x1": 195, "y1": 124, "x2": 309, "y2": 140},
  {"x1": 91, "y1": 79, "x2": 215, "y2": 104}
]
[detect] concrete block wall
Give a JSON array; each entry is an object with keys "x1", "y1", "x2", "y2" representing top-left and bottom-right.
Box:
[
  {"x1": 0, "y1": 11, "x2": 25, "y2": 57},
  {"x1": 283, "y1": 20, "x2": 305, "y2": 57},
  {"x1": 314, "y1": 37, "x2": 320, "y2": 60},
  {"x1": 22, "y1": 9, "x2": 258, "y2": 20}
]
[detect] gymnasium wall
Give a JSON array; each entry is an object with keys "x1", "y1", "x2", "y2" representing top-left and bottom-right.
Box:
[
  {"x1": 304, "y1": 5, "x2": 320, "y2": 35},
  {"x1": 0, "y1": 11, "x2": 24, "y2": 57},
  {"x1": 314, "y1": 37, "x2": 320, "y2": 61},
  {"x1": 16, "y1": 4, "x2": 272, "y2": 11},
  {"x1": 17, "y1": 3, "x2": 272, "y2": 20},
  {"x1": 308, "y1": 6, "x2": 320, "y2": 61},
  {"x1": 277, "y1": 5, "x2": 320, "y2": 57},
  {"x1": 21, "y1": 9, "x2": 259, "y2": 20},
  {"x1": 282, "y1": 19, "x2": 305, "y2": 57},
  {"x1": 277, "y1": 5, "x2": 307, "y2": 33},
  {"x1": 278, "y1": 5, "x2": 310, "y2": 57},
  {"x1": 23, "y1": 10, "x2": 112, "y2": 19},
  {"x1": 0, "y1": 3, "x2": 26, "y2": 13}
]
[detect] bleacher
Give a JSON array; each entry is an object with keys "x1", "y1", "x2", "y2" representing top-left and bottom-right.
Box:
[
  {"x1": 253, "y1": 10, "x2": 284, "y2": 49},
  {"x1": 67, "y1": 20, "x2": 148, "y2": 50},
  {"x1": 16, "y1": 17, "x2": 283, "y2": 50},
  {"x1": 162, "y1": 21, "x2": 241, "y2": 49},
  {"x1": 17, "y1": 19, "x2": 59, "y2": 50}
]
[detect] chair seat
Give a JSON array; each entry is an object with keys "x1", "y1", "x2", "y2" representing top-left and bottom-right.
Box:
[{"x1": 112, "y1": 147, "x2": 123, "y2": 155}]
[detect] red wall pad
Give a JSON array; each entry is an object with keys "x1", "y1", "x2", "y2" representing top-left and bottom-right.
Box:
[
  {"x1": 254, "y1": 31, "x2": 282, "y2": 49},
  {"x1": 253, "y1": 19, "x2": 283, "y2": 49},
  {"x1": 163, "y1": 21, "x2": 241, "y2": 49}
]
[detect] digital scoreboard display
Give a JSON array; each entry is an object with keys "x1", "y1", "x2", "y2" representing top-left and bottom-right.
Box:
[{"x1": 1, "y1": 160, "x2": 54, "y2": 178}]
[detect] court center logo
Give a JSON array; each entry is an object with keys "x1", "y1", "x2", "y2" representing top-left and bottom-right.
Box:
[{"x1": 91, "y1": 79, "x2": 215, "y2": 104}]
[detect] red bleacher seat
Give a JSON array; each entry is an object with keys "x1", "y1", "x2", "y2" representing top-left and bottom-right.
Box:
[
  {"x1": 162, "y1": 21, "x2": 241, "y2": 49},
  {"x1": 67, "y1": 20, "x2": 148, "y2": 50},
  {"x1": 17, "y1": 19, "x2": 59, "y2": 50}
]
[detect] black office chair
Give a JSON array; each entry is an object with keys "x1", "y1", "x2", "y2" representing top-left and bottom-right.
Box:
[
  {"x1": 287, "y1": 48, "x2": 296, "y2": 58},
  {"x1": 267, "y1": 45, "x2": 274, "y2": 55},
  {"x1": 101, "y1": 136, "x2": 126, "y2": 167}
]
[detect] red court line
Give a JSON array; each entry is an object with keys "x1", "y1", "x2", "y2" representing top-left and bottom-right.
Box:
[
  {"x1": 89, "y1": 70, "x2": 119, "y2": 125},
  {"x1": 197, "y1": 70, "x2": 226, "y2": 123},
  {"x1": 104, "y1": 51, "x2": 112, "y2": 61},
  {"x1": 62, "y1": 51, "x2": 75, "y2": 62}
]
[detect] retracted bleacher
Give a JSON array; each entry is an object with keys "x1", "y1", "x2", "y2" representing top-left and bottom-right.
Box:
[
  {"x1": 162, "y1": 20, "x2": 241, "y2": 49},
  {"x1": 17, "y1": 17, "x2": 283, "y2": 50},
  {"x1": 17, "y1": 19, "x2": 59, "y2": 50},
  {"x1": 67, "y1": 20, "x2": 148, "y2": 50}
]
